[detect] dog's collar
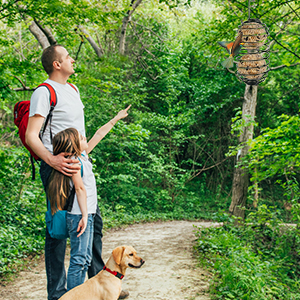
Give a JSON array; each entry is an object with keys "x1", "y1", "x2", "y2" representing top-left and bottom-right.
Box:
[{"x1": 103, "y1": 266, "x2": 124, "y2": 280}]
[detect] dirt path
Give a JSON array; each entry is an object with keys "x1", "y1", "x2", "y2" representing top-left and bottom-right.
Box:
[{"x1": 0, "y1": 221, "x2": 216, "y2": 300}]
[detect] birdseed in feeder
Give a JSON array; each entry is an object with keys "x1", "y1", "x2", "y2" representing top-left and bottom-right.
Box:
[
  {"x1": 237, "y1": 53, "x2": 267, "y2": 81},
  {"x1": 240, "y1": 22, "x2": 267, "y2": 48}
]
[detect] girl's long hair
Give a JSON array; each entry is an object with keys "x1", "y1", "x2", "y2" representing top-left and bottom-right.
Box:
[{"x1": 47, "y1": 128, "x2": 81, "y2": 215}]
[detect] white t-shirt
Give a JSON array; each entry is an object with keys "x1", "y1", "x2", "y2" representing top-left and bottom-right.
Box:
[
  {"x1": 29, "y1": 79, "x2": 86, "y2": 153},
  {"x1": 70, "y1": 155, "x2": 97, "y2": 215}
]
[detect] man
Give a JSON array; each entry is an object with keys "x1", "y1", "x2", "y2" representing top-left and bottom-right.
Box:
[{"x1": 25, "y1": 44, "x2": 129, "y2": 300}]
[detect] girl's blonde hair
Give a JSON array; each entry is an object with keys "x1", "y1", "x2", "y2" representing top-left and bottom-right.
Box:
[{"x1": 47, "y1": 128, "x2": 81, "y2": 215}]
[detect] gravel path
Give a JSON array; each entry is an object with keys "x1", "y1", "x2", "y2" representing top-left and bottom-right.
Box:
[{"x1": 0, "y1": 220, "x2": 216, "y2": 300}]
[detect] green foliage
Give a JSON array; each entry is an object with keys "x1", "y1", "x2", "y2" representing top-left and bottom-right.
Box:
[
  {"x1": 247, "y1": 114, "x2": 300, "y2": 181},
  {"x1": 1, "y1": 0, "x2": 300, "y2": 289},
  {"x1": 195, "y1": 205, "x2": 300, "y2": 299},
  {"x1": 0, "y1": 147, "x2": 45, "y2": 276}
]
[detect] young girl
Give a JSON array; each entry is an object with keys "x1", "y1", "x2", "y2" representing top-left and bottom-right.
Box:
[{"x1": 47, "y1": 105, "x2": 130, "y2": 291}]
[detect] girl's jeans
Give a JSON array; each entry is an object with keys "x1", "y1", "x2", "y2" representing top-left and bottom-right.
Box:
[{"x1": 66, "y1": 213, "x2": 94, "y2": 291}]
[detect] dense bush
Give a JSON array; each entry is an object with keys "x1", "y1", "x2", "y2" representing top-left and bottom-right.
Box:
[
  {"x1": 195, "y1": 206, "x2": 300, "y2": 299},
  {"x1": 0, "y1": 147, "x2": 45, "y2": 276}
]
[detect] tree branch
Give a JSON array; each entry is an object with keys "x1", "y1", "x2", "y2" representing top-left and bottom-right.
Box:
[
  {"x1": 258, "y1": 0, "x2": 296, "y2": 18},
  {"x1": 268, "y1": 6, "x2": 300, "y2": 28},
  {"x1": 287, "y1": 2, "x2": 300, "y2": 19},
  {"x1": 77, "y1": 25, "x2": 104, "y2": 58},
  {"x1": 188, "y1": 157, "x2": 230, "y2": 183},
  {"x1": 270, "y1": 62, "x2": 300, "y2": 70},
  {"x1": 131, "y1": 21, "x2": 166, "y2": 42},
  {"x1": 270, "y1": 34, "x2": 300, "y2": 60},
  {"x1": 12, "y1": 75, "x2": 34, "y2": 91}
]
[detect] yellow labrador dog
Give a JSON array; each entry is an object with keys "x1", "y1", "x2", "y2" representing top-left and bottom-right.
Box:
[{"x1": 59, "y1": 245, "x2": 145, "y2": 300}]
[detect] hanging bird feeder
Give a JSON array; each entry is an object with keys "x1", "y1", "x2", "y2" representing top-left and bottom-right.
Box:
[
  {"x1": 236, "y1": 18, "x2": 270, "y2": 85},
  {"x1": 217, "y1": 0, "x2": 271, "y2": 85}
]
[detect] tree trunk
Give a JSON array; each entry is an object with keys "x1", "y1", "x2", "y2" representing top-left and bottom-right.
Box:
[
  {"x1": 229, "y1": 84, "x2": 258, "y2": 221},
  {"x1": 29, "y1": 21, "x2": 50, "y2": 49},
  {"x1": 119, "y1": 0, "x2": 143, "y2": 55},
  {"x1": 34, "y1": 20, "x2": 57, "y2": 45},
  {"x1": 119, "y1": 14, "x2": 131, "y2": 55}
]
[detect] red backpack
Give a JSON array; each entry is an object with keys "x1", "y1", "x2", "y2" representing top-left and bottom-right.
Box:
[{"x1": 14, "y1": 82, "x2": 77, "y2": 179}]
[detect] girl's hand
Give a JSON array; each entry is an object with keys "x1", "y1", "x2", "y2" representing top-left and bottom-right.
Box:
[
  {"x1": 77, "y1": 215, "x2": 88, "y2": 237},
  {"x1": 116, "y1": 105, "x2": 131, "y2": 120}
]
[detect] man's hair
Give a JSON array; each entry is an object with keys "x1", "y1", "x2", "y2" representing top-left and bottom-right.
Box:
[{"x1": 41, "y1": 44, "x2": 64, "y2": 75}]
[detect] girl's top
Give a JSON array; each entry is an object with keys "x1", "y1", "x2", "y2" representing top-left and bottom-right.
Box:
[{"x1": 69, "y1": 154, "x2": 97, "y2": 215}]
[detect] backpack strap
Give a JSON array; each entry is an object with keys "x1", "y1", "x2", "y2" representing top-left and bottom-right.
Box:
[
  {"x1": 30, "y1": 82, "x2": 77, "y2": 180},
  {"x1": 30, "y1": 155, "x2": 36, "y2": 180},
  {"x1": 37, "y1": 83, "x2": 57, "y2": 142},
  {"x1": 38, "y1": 82, "x2": 77, "y2": 142},
  {"x1": 67, "y1": 82, "x2": 78, "y2": 92},
  {"x1": 78, "y1": 156, "x2": 84, "y2": 177}
]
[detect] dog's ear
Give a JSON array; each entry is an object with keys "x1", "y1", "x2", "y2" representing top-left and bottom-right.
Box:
[{"x1": 112, "y1": 246, "x2": 125, "y2": 265}]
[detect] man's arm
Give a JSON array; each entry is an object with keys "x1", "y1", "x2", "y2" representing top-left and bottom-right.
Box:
[{"x1": 25, "y1": 114, "x2": 80, "y2": 176}]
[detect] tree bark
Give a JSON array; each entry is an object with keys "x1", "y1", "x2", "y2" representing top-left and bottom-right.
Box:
[
  {"x1": 119, "y1": 0, "x2": 143, "y2": 55},
  {"x1": 77, "y1": 25, "x2": 104, "y2": 58},
  {"x1": 229, "y1": 84, "x2": 258, "y2": 221},
  {"x1": 34, "y1": 20, "x2": 57, "y2": 45},
  {"x1": 29, "y1": 21, "x2": 50, "y2": 49}
]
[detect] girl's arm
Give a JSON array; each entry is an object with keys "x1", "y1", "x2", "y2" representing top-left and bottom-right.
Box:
[
  {"x1": 72, "y1": 168, "x2": 88, "y2": 237},
  {"x1": 86, "y1": 105, "x2": 131, "y2": 154}
]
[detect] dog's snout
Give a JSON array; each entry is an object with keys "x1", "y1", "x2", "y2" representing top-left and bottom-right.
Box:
[{"x1": 140, "y1": 259, "x2": 145, "y2": 265}]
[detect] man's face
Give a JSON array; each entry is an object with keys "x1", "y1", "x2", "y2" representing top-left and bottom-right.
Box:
[{"x1": 54, "y1": 46, "x2": 75, "y2": 76}]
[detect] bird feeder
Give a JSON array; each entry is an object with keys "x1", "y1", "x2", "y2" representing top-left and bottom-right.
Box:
[{"x1": 236, "y1": 18, "x2": 270, "y2": 85}]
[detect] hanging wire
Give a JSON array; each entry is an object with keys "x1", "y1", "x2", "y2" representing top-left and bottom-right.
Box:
[{"x1": 248, "y1": 0, "x2": 251, "y2": 19}]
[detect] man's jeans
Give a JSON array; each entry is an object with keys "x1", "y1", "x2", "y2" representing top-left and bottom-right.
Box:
[
  {"x1": 66, "y1": 213, "x2": 94, "y2": 290},
  {"x1": 40, "y1": 161, "x2": 105, "y2": 300}
]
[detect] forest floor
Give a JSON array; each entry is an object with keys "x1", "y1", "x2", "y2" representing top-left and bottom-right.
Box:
[{"x1": 0, "y1": 220, "x2": 219, "y2": 300}]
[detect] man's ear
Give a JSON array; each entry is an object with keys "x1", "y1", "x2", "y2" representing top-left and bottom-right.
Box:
[
  {"x1": 53, "y1": 61, "x2": 61, "y2": 70},
  {"x1": 112, "y1": 246, "x2": 125, "y2": 265}
]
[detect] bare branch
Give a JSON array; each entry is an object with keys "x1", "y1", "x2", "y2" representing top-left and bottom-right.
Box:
[
  {"x1": 13, "y1": 87, "x2": 35, "y2": 91},
  {"x1": 287, "y1": 2, "x2": 300, "y2": 19},
  {"x1": 131, "y1": 21, "x2": 166, "y2": 42},
  {"x1": 225, "y1": 67, "x2": 235, "y2": 74},
  {"x1": 13, "y1": 75, "x2": 27, "y2": 89},
  {"x1": 130, "y1": 22, "x2": 156, "y2": 58},
  {"x1": 136, "y1": 55, "x2": 159, "y2": 80},
  {"x1": 270, "y1": 62, "x2": 300, "y2": 70},
  {"x1": 258, "y1": 0, "x2": 296, "y2": 18},
  {"x1": 11, "y1": 75, "x2": 35, "y2": 91},
  {"x1": 269, "y1": 17, "x2": 294, "y2": 49},
  {"x1": 268, "y1": 6, "x2": 300, "y2": 28},
  {"x1": 226, "y1": 0, "x2": 243, "y2": 16},
  {"x1": 270, "y1": 34, "x2": 300, "y2": 60},
  {"x1": 77, "y1": 25, "x2": 104, "y2": 58},
  {"x1": 188, "y1": 157, "x2": 230, "y2": 183},
  {"x1": 128, "y1": 0, "x2": 143, "y2": 17}
]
